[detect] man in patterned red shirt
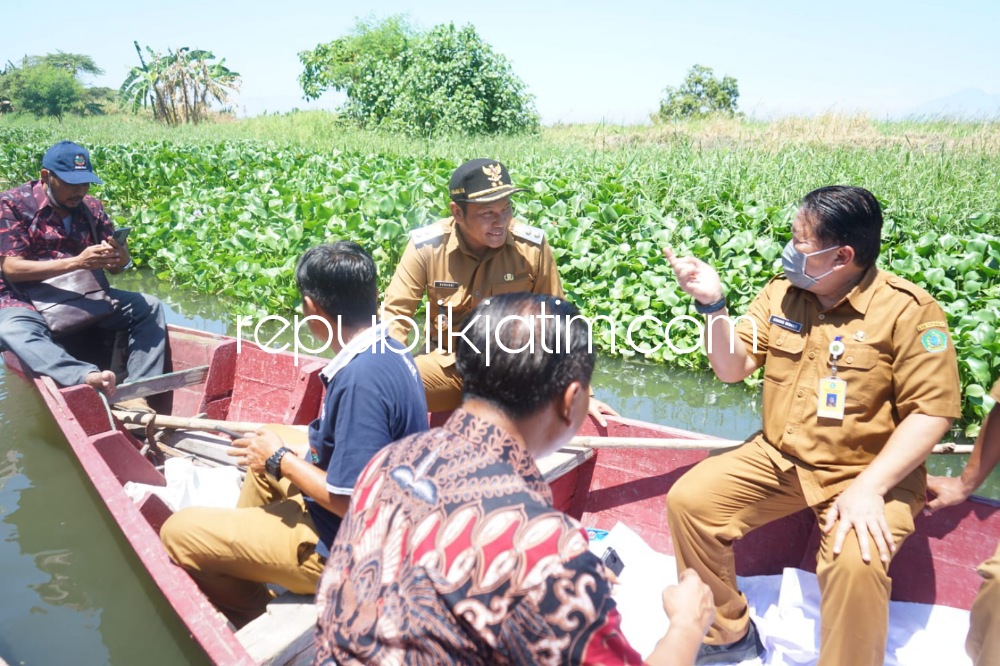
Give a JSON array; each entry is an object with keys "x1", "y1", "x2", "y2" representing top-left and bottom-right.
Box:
[
  {"x1": 0, "y1": 141, "x2": 165, "y2": 398},
  {"x1": 315, "y1": 293, "x2": 714, "y2": 665}
]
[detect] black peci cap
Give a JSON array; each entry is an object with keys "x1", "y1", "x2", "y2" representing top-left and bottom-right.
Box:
[{"x1": 448, "y1": 159, "x2": 526, "y2": 203}]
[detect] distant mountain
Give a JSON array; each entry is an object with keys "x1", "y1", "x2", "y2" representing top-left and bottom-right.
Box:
[{"x1": 908, "y1": 88, "x2": 1000, "y2": 120}]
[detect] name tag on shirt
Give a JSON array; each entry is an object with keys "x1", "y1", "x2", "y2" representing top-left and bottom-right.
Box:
[
  {"x1": 769, "y1": 315, "x2": 803, "y2": 333},
  {"x1": 433, "y1": 281, "x2": 460, "y2": 289},
  {"x1": 817, "y1": 377, "x2": 847, "y2": 420}
]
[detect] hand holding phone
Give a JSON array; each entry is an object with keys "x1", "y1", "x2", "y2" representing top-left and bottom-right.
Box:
[
  {"x1": 601, "y1": 546, "x2": 625, "y2": 577},
  {"x1": 111, "y1": 227, "x2": 132, "y2": 245}
]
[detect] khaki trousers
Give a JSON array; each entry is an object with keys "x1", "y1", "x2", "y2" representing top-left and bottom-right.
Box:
[
  {"x1": 160, "y1": 470, "x2": 327, "y2": 627},
  {"x1": 967, "y1": 540, "x2": 1000, "y2": 665},
  {"x1": 415, "y1": 350, "x2": 463, "y2": 412},
  {"x1": 666, "y1": 439, "x2": 920, "y2": 666}
]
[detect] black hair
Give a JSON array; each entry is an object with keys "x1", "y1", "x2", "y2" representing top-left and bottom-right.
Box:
[
  {"x1": 800, "y1": 186, "x2": 883, "y2": 268},
  {"x1": 456, "y1": 293, "x2": 595, "y2": 418},
  {"x1": 295, "y1": 241, "x2": 378, "y2": 328}
]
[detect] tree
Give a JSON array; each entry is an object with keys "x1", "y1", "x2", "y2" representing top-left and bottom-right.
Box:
[
  {"x1": 299, "y1": 17, "x2": 539, "y2": 136},
  {"x1": 298, "y1": 15, "x2": 414, "y2": 102},
  {"x1": 7, "y1": 64, "x2": 82, "y2": 119},
  {"x1": 0, "y1": 53, "x2": 107, "y2": 118},
  {"x1": 655, "y1": 64, "x2": 739, "y2": 121},
  {"x1": 120, "y1": 44, "x2": 241, "y2": 124}
]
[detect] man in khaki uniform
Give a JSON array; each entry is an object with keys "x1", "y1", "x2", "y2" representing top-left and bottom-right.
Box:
[
  {"x1": 383, "y1": 159, "x2": 616, "y2": 422},
  {"x1": 927, "y1": 377, "x2": 1000, "y2": 666},
  {"x1": 664, "y1": 186, "x2": 961, "y2": 665}
]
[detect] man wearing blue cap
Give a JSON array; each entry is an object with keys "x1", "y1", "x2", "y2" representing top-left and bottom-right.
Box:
[{"x1": 0, "y1": 141, "x2": 165, "y2": 401}]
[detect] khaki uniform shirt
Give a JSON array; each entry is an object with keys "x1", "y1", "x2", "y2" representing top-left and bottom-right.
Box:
[
  {"x1": 734, "y1": 266, "x2": 962, "y2": 504},
  {"x1": 383, "y1": 217, "x2": 564, "y2": 363}
]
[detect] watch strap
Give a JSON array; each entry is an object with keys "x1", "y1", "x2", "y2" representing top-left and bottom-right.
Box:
[
  {"x1": 266, "y1": 447, "x2": 292, "y2": 480},
  {"x1": 694, "y1": 296, "x2": 727, "y2": 314}
]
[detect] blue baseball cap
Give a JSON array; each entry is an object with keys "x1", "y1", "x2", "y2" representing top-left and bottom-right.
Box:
[{"x1": 41, "y1": 141, "x2": 103, "y2": 185}]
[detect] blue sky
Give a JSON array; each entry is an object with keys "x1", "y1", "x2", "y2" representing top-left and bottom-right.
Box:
[{"x1": 5, "y1": 1, "x2": 998, "y2": 123}]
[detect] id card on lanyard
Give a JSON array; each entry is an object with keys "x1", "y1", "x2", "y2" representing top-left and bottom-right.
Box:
[{"x1": 817, "y1": 337, "x2": 847, "y2": 420}]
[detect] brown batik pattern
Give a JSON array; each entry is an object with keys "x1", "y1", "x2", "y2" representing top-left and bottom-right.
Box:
[{"x1": 314, "y1": 410, "x2": 643, "y2": 665}]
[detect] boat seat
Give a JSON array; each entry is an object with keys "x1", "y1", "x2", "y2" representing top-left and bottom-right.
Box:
[
  {"x1": 160, "y1": 430, "x2": 236, "y2": 466},
  {"x1": 538, "y1": 445, "x2": 594, "y2": 483},
  {"x1": 112, "y1": 365, "x2": 211, "y2": 403},
  {"x1": 237, "y1": 591, "x2": 316, "y2": 665}
]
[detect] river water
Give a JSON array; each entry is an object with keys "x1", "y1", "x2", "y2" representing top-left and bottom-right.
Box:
[{"x1": 0, "y1": 271, "x2": 996, "y2": 665}]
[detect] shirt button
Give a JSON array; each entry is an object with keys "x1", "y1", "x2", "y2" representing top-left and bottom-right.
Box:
[
  {"x1": 818, "y1": 314, "x2": 826, "y2": 320},
  {"x1": 474, "y1": 290, "x2": 481, "y2": 296},
  {"x1": 846, "y1": 356, "x2": 854, "y2": 364},
  {"x1": 786, "y1": 426, "x2": 794, "y2": 434},
  {"x1": 796, "y1": 390, "x2": 804, "y2": 397},
  {"x1": 808, "y1": 351, "x2": 816, "y2": 360}
]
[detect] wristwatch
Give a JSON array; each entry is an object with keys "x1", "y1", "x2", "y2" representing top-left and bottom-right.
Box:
[
  {"x1": 694, "y1": 295, "x2": 727, "y2": 314},
  {"x1": 265, "y1": 447, "x2": 292, "y2": 480}
]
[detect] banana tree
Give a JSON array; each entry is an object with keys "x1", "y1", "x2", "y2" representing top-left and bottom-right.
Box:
[{"x1": 120, "y1": 43, "x2": 240, "y2": 124}]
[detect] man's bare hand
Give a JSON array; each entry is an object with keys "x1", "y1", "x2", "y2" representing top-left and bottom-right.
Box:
[
  {"x1": 662, "y1": 568, "x2": 715, "y2": 635},
  {"x1": 106, "y1": 237, "x2": 132, "y2": 270},
  {"x1": 228, "y1": 429, "x2": 283, "y2": 474},
  {"x1": 926, "y1": 475, "x2": 973, "y2": 512},
  {"x1": 663, "y1": 247, "x2": 724, "y2": 306},
  {"x1": 75, "y1": 241, "x2": 121, "y2": 271},
  {"x1": 822, "y1": 482, "x2": 895, "y2": 563},
  {"x1": 588, "y1": 397, "x2": 619, "y2": 428}
]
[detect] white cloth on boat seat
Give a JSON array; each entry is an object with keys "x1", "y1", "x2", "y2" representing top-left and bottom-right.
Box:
[
  {"x1": 589, "y1": 523, "x2": 972, "y2": 666},
  {"x1": 124, "y1": 457, "x2": 241, "y2": 512}
]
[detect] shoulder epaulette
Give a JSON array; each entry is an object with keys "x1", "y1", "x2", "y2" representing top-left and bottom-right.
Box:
[
  {"x1": 510, "y1": 221, "x2": 546, "y2": 245},
  {"x1": 883, "y1": 272, "x2": 934, "y2": 305},
  {"x1": 408, "y1": 221, "x2": 447, "y2": 246}
]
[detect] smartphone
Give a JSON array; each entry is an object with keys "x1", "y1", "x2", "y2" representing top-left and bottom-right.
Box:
[
  {"x1": 601, "y1": 546, "x2": 625, "y2": 577},
  {"x1": 111, "y1": 227, "x2": 132, "y2": 244}
]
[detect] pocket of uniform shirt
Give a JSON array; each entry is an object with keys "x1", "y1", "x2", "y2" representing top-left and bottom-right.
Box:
[
  {"x1": 764, "y1": 329, "x2": 806, "y2": 387},
  {"x1": 490, "y1": 276, "x2": 533, "y2": 295},
  {"x1": 837, "y1": 344, "x2": 880, "y2": 405},
  {"x1": 427, "y1": 284, "x2": 460, "y2": 306}
]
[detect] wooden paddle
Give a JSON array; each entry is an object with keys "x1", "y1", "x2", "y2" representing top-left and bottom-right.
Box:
[
  {"x1": 571, "y1": 435, "x2": 972, "y2": 455},
  {"x1": 112, "y1": 410, "x2": 264, "y2": 434},
  {"x1": 112, "y1": 409, "x2": 971, "y2": 454}
]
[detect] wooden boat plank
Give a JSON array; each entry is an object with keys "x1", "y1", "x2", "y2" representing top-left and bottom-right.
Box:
[
  {"x1": 161, "y1": 430, "x2": 238, "y2": 466},
  {"x1": 114, "y1": 365, "x2": 210, "y2": 402},
  {"x1": 237, "y1": 593, "x2": 316, "y2": 666},
  {"x1": 537, "y1": 446, "x2": 593, "y2": 482}
]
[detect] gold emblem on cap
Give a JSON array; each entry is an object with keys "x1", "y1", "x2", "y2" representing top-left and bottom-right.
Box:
[
  {"x1": 483, "y1": 163, "x2": 504, "y2": 187},
  {"x1": 853, "y1": 331, "x2": 866, "y2": 341},
  {"x1": 504, "y1": 273, "x2": 514, "y2": 282}
]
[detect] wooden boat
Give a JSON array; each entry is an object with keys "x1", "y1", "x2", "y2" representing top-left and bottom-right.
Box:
[{"x1": 4, "y1": 324, "x2": 998, "y2": 664}]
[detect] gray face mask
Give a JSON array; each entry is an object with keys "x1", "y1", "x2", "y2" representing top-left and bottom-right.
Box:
[{"x1": 781, "y1": 241, "x2": 841, "y2": 289}]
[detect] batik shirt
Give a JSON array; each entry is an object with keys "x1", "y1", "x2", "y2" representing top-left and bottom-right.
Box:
[
  {"x1": 314, "y1": 409, "x2": 644, "y2": 665},
  {"x1": 0, "y1": 180, "x2": 113, "y2": 309}
]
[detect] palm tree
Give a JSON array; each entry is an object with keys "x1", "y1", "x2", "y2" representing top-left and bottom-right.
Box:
[{"x1": 120, "y1": 44, "x2": 240, "y2": 124}]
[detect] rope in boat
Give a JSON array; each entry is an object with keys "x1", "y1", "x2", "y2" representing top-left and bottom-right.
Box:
[{"x1": 97, "y1": 392, "x2": 117, "y2": 432}]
